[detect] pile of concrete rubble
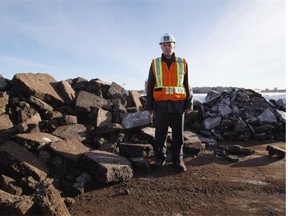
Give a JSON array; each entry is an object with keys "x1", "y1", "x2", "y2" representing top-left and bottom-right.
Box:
[
  {"x1": 187, "y1": 88, "x2": 286, "y2": 143},
  {"x1": 0, "y1": 73, "x2": 285, "y2": 215}
]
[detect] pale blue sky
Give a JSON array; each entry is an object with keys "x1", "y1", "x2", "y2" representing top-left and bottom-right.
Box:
[{"x1": 0, "y1": 0, "x2": 285, "y2": 90}]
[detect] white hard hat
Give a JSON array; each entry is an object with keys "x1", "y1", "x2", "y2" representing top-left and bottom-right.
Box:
[{"x1": 159, "y1": 33, "x2": 176, "y2": 45}]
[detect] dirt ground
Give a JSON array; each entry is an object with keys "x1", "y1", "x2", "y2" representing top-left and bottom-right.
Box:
[{"x1": 68, "y1": 140, "x2": 286, "y2": 216}]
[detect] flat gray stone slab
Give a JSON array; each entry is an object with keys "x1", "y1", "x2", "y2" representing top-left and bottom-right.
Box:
[{"x1": 79, "y1": 150, "x2": 133, "y2": 183}]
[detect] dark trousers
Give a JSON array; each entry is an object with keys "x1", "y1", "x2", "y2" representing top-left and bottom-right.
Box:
[{"x1": 154, "y1": 112, "x2": 184, "y2": 163}]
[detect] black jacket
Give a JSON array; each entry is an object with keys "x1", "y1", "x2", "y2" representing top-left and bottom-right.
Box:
[{"x1": 146, "y1": 53, "x2": 193, "y2": 113}]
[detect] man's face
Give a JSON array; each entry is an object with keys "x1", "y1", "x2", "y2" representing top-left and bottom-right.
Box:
[{"x1": 160, "y1": 42, "x2": 175, "y2": 57}]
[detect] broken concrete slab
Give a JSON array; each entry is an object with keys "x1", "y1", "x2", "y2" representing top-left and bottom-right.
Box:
[
  {"x1": 129, "y1": 90, "x2": 143, "y2": 111},
  {"x1": 218, "y1": 103, "x2": 232, "y2": 118},
  {"x1": 17, "y1": 106, "x2": 42, "y2": 126},
  {"x1": 183, "y1": 130, "x2": 200, "y2": 139},
  {"x1": 33, "y1": 179, "x2": 71, "y2": 216},
  {"x1": 227, "y1": 145, "x2": 255, "y2": 155},
  {"x1": 225, "y1": 155, "x2": 239, "y2": 162},
  {"x1": 218, "y1": 145, "x2": 255, "y2": 156},
  {"x1": 75, "y1": 91, "x2": 111, "y2": 112},
  {"x1": 98, "y1": 143, "x2": 118, "y2": 154},
  {"x1": 258, "y1": 109, "x2": 277, "y2": 123},
  {"x1": 276, "y1": 109, "x2": 286, "y2": 123},
  {"x1": 198, "y1": 137, "x2": 217, "y2": 147},
  {"x1": 138, "y1": 127, "x2": 155, "y2": 143},
  {"x1": 183, "y1": 131, "x2": 206, "y2": 155},
  {"x1": 0, "y1": 114, "x2": 14, "y2": 130},
  {"x1": 0, "y1": 141, "x2": 48, "y2": 181},
  {"x1": 12, "y1": 132, "x2": 61, "y2": 152},
  {"x1": 129, "y1": 157, "x2": 150, "y2": 174},
  {"x1": 119, "y1": 143, "x2": 154, "y2": 158},
  {"x1": 95, "y1": 107, "x2": 112, "y2": 127},
  {"x1": 72, "y1": 172, "x2": 93, "y2": 194},
  {"x1": 0, "y1": 189, "x2": 34, "y2": 215},
  {"x1": 86, "y1": 78, "x2": 111, "y2": 98},
  {"x1": 79, "y1": 150, "x2": 133, "y2": 183},
  {"x1": 203, "y1": 116, "x2": 222, "y2": 130},
  {"x1": 95, "y1": 123, "x2": 123, "y2": 134},
  {"x1": 0, "y1": 174, "x2": 23, "y2": 196},
  {"x1": 0, "y1": 91, "x2": 9, "y2": 113},
  {"x1": 204, "y1": 90, "x2": 222, "y2": 106},
  {"x1": 112, "y1": 98, "x2": 128, "y2": 124},
  {"x1": 234, "y1": 117, "x2": 247, "y2": 132},
  {"x1": 0, "y1": 124, "x2": 28, "y2": 143},
  {"x1": 52, "y1": 124, "x2": 87, "y2": 142},
  {"x1": 64, "y1": 115, "x2": 78, "y2": 124},
  {"x1": 47, "y1": 138, "x2": 90, "y2": 162},
  {"x1": 12, "y1": 73, "x2": 65, "y2": 106},
  {"x1": 57, "y1": 80, "x2": 76, "y2": 104},
  {"x1": 107, "y1": 82, "x2": 126, "y2": 96},
  {"x1": 266, "y1": 145, "x2": 285, "y2": 158},
  {"x1": 28, "y1": 95, "x2": 54, "y2": 112},
  {"x1": 122, "y1": 110, "x2": 152, "y2": 129}
]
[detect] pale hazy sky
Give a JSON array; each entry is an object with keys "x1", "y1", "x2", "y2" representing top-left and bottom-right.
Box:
[{"x1": 0, "y1": 0, "x2": 285, "y2": 90}]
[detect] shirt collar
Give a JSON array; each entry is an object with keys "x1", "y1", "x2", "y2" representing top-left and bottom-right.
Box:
[{"x1": 162, "y1": 53, "x2": 175, "y2": 61}]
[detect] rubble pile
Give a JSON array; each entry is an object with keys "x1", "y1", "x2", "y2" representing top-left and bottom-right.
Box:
[
  {"x1": 0, "y1": 73, "x2": 203, "y2": 215},
  {"x1": 187, "y1": 89, "x2": 286, "y2": 143},
  {"x1": 0, "y1": 73, "x2": 285, "y2": 215}
]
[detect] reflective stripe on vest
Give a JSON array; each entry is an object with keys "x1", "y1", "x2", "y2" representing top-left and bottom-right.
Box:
[
  {"x1": 166, "y1": 86, "x2": 186, "y2": 94},
  {"x1": 176, "y1": 57, "x2": 184, "y2": 87},
  {"x1": 153, "y1": 57, "x2": 163, "y2": 87}
]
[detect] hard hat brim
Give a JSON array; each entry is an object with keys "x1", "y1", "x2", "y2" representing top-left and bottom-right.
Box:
[{"x1": 159, "y1": 41, "x2": 176, "y2": 45}]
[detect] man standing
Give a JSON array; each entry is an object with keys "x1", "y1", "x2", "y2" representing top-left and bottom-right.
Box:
[{"x1": 146, "y1": 33, "x2": 192, "y2": 172}]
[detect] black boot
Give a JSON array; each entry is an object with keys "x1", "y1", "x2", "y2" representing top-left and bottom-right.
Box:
[
  {"x1": 173, "y1": 161, "x2": 187, "y2": 172},
  {"x1": 154, "y1": 158, "x2": 166, "y2": 170}
]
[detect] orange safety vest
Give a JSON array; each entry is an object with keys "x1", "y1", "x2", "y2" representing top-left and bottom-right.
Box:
[{"x1": 152, "y1": 56, "x2": 187, "y2": 101}]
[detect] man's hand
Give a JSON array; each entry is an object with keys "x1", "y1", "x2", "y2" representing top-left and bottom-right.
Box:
[{"x1": 185, "y1": 109, "x2": 192, "y2": 114}]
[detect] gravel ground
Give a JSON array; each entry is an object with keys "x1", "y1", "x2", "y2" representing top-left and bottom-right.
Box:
[{"x1": 69, "y1": 140, "x2": 286, "y2": 216}]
